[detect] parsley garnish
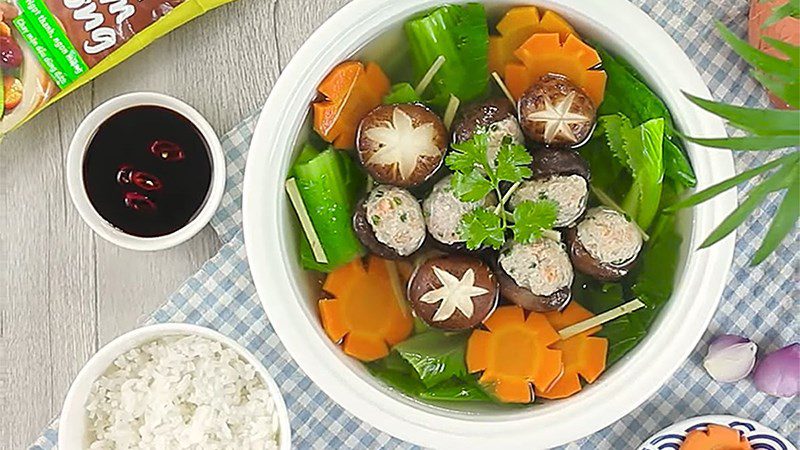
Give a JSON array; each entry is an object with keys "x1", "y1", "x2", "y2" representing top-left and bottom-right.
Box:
[{"x1": 445, "y1": 133, "x2": 559, "y2": 250}]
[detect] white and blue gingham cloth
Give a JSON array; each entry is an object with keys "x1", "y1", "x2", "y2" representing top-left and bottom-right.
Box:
[{"x1": 30, "y1": 0, "x2": 798, "y2": 448}]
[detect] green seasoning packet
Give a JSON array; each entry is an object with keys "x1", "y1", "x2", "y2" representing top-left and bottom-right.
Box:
[{"x1": 0, "y1": 0, "x2": 235, "y2": 135}]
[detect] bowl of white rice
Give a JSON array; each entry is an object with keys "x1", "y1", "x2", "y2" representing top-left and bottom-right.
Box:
[{"x1": 58, "y1": 323, "x2": 290, "y2": 450}]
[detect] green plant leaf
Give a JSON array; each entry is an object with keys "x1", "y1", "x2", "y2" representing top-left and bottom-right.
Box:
[
  {"x1": 683, "y1": 93, "x2": 800, "y2": 135},
  {"x1": 393, "y1": 330, "x2": 469, "y2": 388},
  {"x1": 752, "y1": 70, "x2": 800, "y2": 108},
  {"x1": 699, "y1": 161, "x2": 797, "y2": 249},
  {"x1": 752, "y1": 170, "x2": 800, "y2": 264},
  {"x1": 511, "y1": 200, "x2": 558, "y2": 243},
  {"x1": 383, "y1": 82, "x2": 422, "y2": 104},
  {"x1": 761, "y1": 0, "x2": 800, "y2": 27},
  {"x1": 683, "y1": 135, "x2": 800, "y2": 151},
  {"x1": 761, "y1": 36, "x2": 800, "y2": 64},
  {"x1": 495, "y1": 142, "x2": 533, "y2": 183},
  {"x1": 417, "y1": 378, "x2": 494, "y2": 402},
  {"x1": 666, "y1": 153, "x2": 799, "y2": 211},
  {"x1": 452, "y1": 169, "x2": 493, "y2": 202},
  {"x1": 446, "y1": 133, "x2": 490, "y2": 173},
  {"x1": 717, "y1": 22, "x2": 798, "y2": 83},
  {"x1": 460, "y1": 207, "x2": 505, "y2": 250}
]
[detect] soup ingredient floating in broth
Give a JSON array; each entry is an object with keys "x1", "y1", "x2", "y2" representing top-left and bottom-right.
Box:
[
  {"x1": 314, "y1": 60, "x2": 390, "y2": 149},
  {"x1": 405, "y1": 3, "x2": 490, "y2": 107},
  {"x1": 488, "y1": 6, "x2": 577, "y2": 74},
  {"x1": 85, "y1": 335, "x2": 280, "y2": 450},
  {"x1": 318, "y1": 256, "x2": 413, "y2": 361},
  {"x1": 566, "y1": 207, "x2": 644, "y2": 281},
  {"x1": 357, "y1": 103, "x2": 448, "y2": 187},
  {"x1": 537, "y1": 303, "x2": 607, "y2": 399},
  {"x1": 451, "y1": 97, "x2": 525, "y2": 165},
  {"x1": 518, "y1": 74, "x2": 597, "y2": 146},
  {"x1": 408, "y1": 255, "x2": 499, "y2": 331},
  {"x1": 466, "y1": 306, "x2": 562, "y2": 403},
  {"x1": 497, "y1": 237, "x2": 574, "y2": 312},
  {"x1": 505, "y1": 33, "x2": 607, "y2": 106},
  {"x1": 352, "y1": 185, "x2": 427, "y2": 259}
]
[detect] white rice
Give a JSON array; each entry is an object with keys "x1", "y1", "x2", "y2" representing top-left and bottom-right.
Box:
[{"x1": 85, "y1": 335, "x2": 280, "y2": 450}]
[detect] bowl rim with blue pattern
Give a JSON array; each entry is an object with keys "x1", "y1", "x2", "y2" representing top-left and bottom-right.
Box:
[{"x1": 638, "y1": 414, "x2": 796, "y2": 450}]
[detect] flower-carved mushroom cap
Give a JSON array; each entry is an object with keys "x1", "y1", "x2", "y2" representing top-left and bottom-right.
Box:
[
  {"x1": 409, "y1": 255, "x2": 499, "y2": 331},
  {"x1": 519, "y1": 74, "x2": 597, "y2": 147},
  {"x1": 357, "y1": 104, "x2": 448, "y2": 187}
]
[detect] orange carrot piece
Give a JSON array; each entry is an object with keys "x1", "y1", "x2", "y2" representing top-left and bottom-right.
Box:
[
  {"x1": 313, "y1": 61, "x2": 390, "y2": 149},
  {"x1": 487, "y1": 7, "x2": 578, "y2": 74},
  {"x1": 466, "y1": 306, "x2": 562, "y2": 403},
  {"x1": 680, "y1": 424, "x2": 752, "y2": 450},
  {"x1": 318, "y1": 256, "x2": 413, "y2": 361},
  {"x1": 504, "y1": 33, "x2": 607, "y2": 105},
  {"x1": 537, "y1": 303, "x2": 608, "y2": 400}
]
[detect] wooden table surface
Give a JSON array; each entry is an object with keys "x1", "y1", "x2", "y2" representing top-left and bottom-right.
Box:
[{"x1": 0, "y1": 0, "x2": 349, "y2": 446}]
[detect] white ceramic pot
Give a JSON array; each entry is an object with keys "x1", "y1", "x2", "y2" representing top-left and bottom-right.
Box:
[
  {"x1": 242, "y1": 1, "x2": 737, "y2": 448},
  {"x1": 58, "y1": 323, "x2": 291, "y2": 450}
]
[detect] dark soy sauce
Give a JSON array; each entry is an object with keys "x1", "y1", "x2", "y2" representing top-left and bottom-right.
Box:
[{"x1": 83, "y1": 106, "x2": 212, "y2": 237}]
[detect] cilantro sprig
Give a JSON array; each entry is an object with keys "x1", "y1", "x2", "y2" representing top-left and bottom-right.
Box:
[{"x1": 445, "y1": 133, "x2": 559, "y2": 250}]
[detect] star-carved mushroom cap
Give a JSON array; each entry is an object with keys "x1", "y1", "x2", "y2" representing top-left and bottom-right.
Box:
[
  {"x1": 518, "y1": 74, "x2": 597, "y2": 147},
  {"x1": 357, "y1": 104, "x2": 448, "y2": 187},
  {"x1": 409, "y1": 255, "x2": 499, "y2": 331}
]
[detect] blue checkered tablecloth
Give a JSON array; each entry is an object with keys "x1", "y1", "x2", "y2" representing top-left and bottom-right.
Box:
[{"x1": 31, "y1": 0, "x2": 798, "y2": 448}]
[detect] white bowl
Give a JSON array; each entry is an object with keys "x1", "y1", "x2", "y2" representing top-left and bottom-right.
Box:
[
  {"x1": 242, "y1": 1, "x2": 737, "y2": 448},
  {"x1": 58, "y1": 323, "x2": 291, "y2": 450},
  {"x1": 66, "y1": 92, "x2": 226, "y2": 252}
]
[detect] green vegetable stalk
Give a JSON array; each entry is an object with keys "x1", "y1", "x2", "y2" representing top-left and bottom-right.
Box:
[
  {"x1": 405, "y1": 3, "x2": 489, "y2": 108},
  {"x1": 291, "y1": 146, "x2": 365, "y2": 272}
]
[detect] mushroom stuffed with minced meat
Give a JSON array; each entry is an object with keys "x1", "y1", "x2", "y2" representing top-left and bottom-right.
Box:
[
  {"x1": 352, "y1": 185, "x2": 426, "y2": 259},
  {"x1": 496, "y1": 237, "x2": 573, "y2": 312},
  {"x1": 566, "y1": 207, "x2": 643, "y2": 281}
]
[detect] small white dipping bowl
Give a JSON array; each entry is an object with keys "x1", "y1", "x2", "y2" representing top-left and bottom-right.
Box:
[
  {"x1": 66, "y1": 92, "x2": 226, "y2": 252},
  {"x1": 243, "y1": 0, "x2": 738, "y2": 448},
  {"x1": 58, "y1": 323, "x2": 291, "y2": 450}
]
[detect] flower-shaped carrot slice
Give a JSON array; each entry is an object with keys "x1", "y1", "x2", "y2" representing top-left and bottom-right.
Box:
[
  {"x1": 680, "y1": 424, "x2": 752, "y2": 450},
  {"x1": 313, "y1": 61, "x2": 391, "y2": 150},
  {"x1": 537, "y1": 302, "x2": 608, "y2": 399},
  {"x1": 318, "y1": 256, "x2": 413, "y2": 361},
  {"x1": 504, "y1": 33, "x2": 607, "y2": 105},
  {"x1": 488, "y1": 6, "x2": 578, "y2": 74},
  {"x1": 466, "y1": 306, "x2": 562, "y2": 403}
]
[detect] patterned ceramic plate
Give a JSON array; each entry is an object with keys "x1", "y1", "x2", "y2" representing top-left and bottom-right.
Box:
[{"x1": 639, "y1": 415, "x2": 796, "y2": 450}]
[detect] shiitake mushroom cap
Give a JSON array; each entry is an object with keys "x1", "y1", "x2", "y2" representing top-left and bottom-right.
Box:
[
  {"x1": 518, "y1": 74, "x2": 597, "y2": 148},
  {"x1": 356, "y1": 103, "x2": 448, "y2": 188},
  {"x1": 530, "y1": 148, "x2": 591, "y2": 181},
  {"x1": 452, "y1": 97, "x2": 517, "y2": 144},
  {"x1": 565, "y1": 226, "x2": 638, "y2": 281},
  {"x1": 408, "y1": 255, "x2": 499, "y2": 330}
]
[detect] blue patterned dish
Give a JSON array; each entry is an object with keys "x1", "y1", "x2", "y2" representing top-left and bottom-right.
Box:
[{"x1": 639, "y1": 415, "x2": 796, "y2": 450}]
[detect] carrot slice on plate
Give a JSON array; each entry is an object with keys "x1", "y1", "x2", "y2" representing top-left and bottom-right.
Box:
[
  {"x1": 488, "y1": 7, "x2": 577, "y2": 74},
  {"x1": 466, "y1": 306, "x2": 563, "y2": 403},
  {"x1": 313, "y1": 61, "x2": 390, "y2": 149},
  {"x1": 680, "y1": 424, "x2": 752, "y2": 450},
  {"x1": 537, "y1": 302, "x2": 608, "y2": 400},
  {"x1": 504, "y1": 33, "x2": 606, "y2": 105},
  {"x1": 318, "y1": 256, "x2": 413, "y2": 361}
]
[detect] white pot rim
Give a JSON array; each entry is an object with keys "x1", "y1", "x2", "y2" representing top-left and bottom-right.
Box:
[
  {"x1": 66, "y1": 92, "x2": 226, "y2": 252},
  {"x1": 242, "y1": 1, "x2": 737, "y2": 448}
]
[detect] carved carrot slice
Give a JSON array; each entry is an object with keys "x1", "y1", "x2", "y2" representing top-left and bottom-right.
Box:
[
  {"x1": 537, "y1": 302, "x2": 608, "y2": 399},
  {"x1": 313, "y1": 61, "x2": 390, "y2": 149},
  {"x1": 504, "y1": 33, "x2": 607, "y2": 105},
  {"x1": 318, "y1": 256, "x2": 413, "y2": 361},
  {"x1": 680, "y1": 424, "x2": 752, "y2": 450},
  {"x1": 488, "y1": 7, "x2": 578, "y2": 74},
  {"x1": 466, "y1": 306, "x2": 563, "y2": 403}
]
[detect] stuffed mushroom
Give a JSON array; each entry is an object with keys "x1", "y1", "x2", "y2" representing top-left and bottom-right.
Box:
[
  {"x1": 496, "y1": 238, "x2": 573, "y2": 312},
  {"x1": 518, "y1": 74, "x2": 597, "y2": 147},
  {"x1": 422, "y1": 175, "x2": 496, "y2": 249},
  {"x1": 352, "y1": 185, "x2": 426, "y2": 259},
  {"x1": 510, "y1": 150, "x2": 591, "y2": 228},
  {"x1": 357, "y1": 103, "x2": 448, "y2": 187},
  {"x1": 408, "y1": 255, "x2": 498, "y2": 330},
  {"x1": 566, "y1": 207, "x2": 643, "y2": 281},
  {"x1": 451, "y1": 97, "x2": 525, "y2": 165}
]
